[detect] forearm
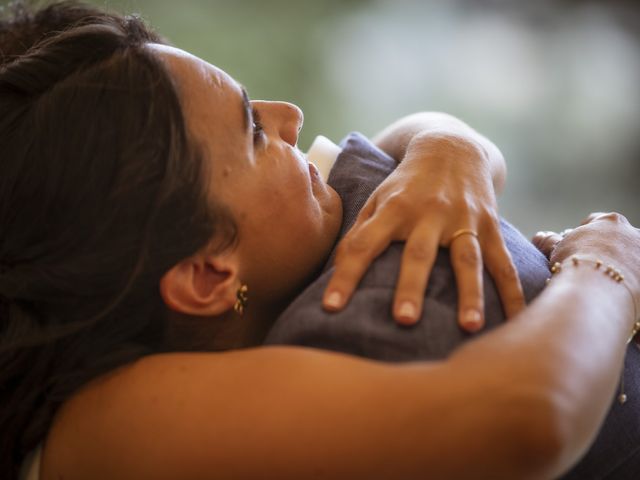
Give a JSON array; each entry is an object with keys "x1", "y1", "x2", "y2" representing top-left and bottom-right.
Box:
[
  {"x1": 449, "y1": 262, "x2": 636, "y2": 478},
  {"x1": 373, "y1": 112, "x2": 506, "y2": 193},
  {"x1": 58, "y1": 262, "x2": 636, "y2": 480}
]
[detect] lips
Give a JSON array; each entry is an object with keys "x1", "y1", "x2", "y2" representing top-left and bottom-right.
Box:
[
  {"x1": 297, "y1": 147, "x2": 318, "y2": 182},
  {"x1": 308, "y1": 161, "x2": 322, "y2": 183}
]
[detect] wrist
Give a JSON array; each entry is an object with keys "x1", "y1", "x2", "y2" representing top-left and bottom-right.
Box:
[
  {"x1": 405, "y1": 131, "x2": 488, "y2": 171},
  {"x1": 407, "y1": 130, "x2": 504, "y2": 192},
  {"x1": 549, "y1": 255, "x2": 640, "y2": 405},
  {"x1": 551, "y1": 256, "x2": 640, "y2": 330}
]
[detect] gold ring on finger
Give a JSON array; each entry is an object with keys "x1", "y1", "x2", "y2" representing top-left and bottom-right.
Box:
[{"x1": 449, "y1": 228, "x2": 479, "y2": 244}]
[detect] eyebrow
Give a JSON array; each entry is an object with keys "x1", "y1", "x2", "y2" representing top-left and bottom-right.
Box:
[{"x1": 240, "y1": 85, "x2": 252, "y2": 132}]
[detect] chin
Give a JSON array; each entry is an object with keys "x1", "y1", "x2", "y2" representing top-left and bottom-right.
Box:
[{"x1": 321, "y1": 186, "x2": 343, "y2": 237}]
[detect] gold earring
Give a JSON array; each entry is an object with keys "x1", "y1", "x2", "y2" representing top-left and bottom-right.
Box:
[{"x1": 234, "y1": 284, "x2": 249, "y2": 315}]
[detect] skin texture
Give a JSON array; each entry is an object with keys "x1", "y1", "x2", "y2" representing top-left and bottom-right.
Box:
[
  {"x1": 5, "y1": 4, "x2": 640, "y2": 479},
  {"x1": 153, "y1": 44, "x2": 343, "y2": 345},
  {"x1": 324, "y1": 114, "x2": 524, "y2": 330},
  {"x1": 155, "y1": 44, "x2": 342, "y2": 301},
  {"x1": 43, "y1": 212, "x2": 640, "y2": 480},
  {"x1": 36, "y1": 42, "x2": 640, "y2": 479},
  {"x1": 153, "y1": 43, "x2": 524, "y2": 340}
]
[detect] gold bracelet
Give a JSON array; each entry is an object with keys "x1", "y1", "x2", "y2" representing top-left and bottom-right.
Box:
[{"x1": 548, "y1": 256, "x2": 640, "y2": 404}]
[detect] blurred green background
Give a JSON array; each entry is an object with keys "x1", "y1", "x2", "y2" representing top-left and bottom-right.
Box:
[{"x1": 8, "y1": 0, "x2": 640, "y2": 236}]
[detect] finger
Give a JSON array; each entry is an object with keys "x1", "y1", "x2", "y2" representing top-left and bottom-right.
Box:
[
  {"x1": 450, "y1": 233, "x2": 484, "y2": 333},
  {"x1": 323, "y1": 214, "x2": 397, "y2": 311},
  {"x1": 343, "y1": 196, "x2": 377, "y2": 238},
  {"x1": 580, "y1": 212, "x2": 606, "y2": 226},
  {"x1": 481, "y1": 226, "x2": 525, "y2": 319},
  {"x1": 532, "y1": 231, "x2": 562, "y2": 258},
  {"x1": 392, "y1": 222, "x2": 439, "y2": 325},
  {"x1": 590, "y1": 211, "x2": 630, "y2": 226},
  {"x1": 353, "y1": 196, "x2": 377, "y2": 225}
]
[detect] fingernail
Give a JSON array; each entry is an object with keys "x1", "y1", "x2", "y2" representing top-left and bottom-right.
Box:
[
  {"x1": 397, "y1": 301, "x2": 417, "y2": 324},
  {"x1": 324, "y1": 291, "x2": 343, "y2": 310},
  {"x1": 463, "y1": 309, "x2": 483, "y2": 332}
]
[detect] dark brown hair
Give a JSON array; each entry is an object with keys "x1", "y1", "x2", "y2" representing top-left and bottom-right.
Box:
[{"x1": 0, "y1": 2, "x2": 236, "y2": 477}]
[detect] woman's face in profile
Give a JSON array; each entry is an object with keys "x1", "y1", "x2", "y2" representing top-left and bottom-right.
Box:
[{"x1": 149, "y1": 44, "x2": 342, "y2": 302}]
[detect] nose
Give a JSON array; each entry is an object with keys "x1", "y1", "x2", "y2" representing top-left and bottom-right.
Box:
[{"x1": 253, "y1": 101, "x2": 303, "y2": 147}]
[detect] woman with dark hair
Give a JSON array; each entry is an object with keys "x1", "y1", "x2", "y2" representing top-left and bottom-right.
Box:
[{"x1": 1, "y1": 2, "x2": 639, "y2": 479}]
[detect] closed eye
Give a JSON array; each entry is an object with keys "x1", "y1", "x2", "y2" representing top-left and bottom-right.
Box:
[{"x1": 252, "y1": 107, "x2": 264, "y2": 144}]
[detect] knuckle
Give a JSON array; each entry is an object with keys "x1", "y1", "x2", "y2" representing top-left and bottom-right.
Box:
[
  {"x1": 384, "y1": 193, "x2": 411, "y2": 213},
  {"x1": 459, "y1": 198, "x2": 481, "y2": 217},
  {"x1": 612, "y1": 212, "x2": 628, "y2": 224},
  {"x1": 425, "y1": 193, "x2": 452, "y2": 211},
  {"x1": 356, "y1": 208, "x2": 372, "y2": 223},
  {"x1": 342, "y1": 234, "x2": 371, "y2": 256},
  {"x1": 498, "y1": 262, "x2": 518, "y2": 282},
  {"x1": 485, "y1": 210, "x2": 501, "y2": 229},
  {"x1": 582, "y1": 212, "x2": 604, "y2": 225},
  {"x1": 334, "y1": 241, "x2": 348, "y2": 259},
  {"x1": 544, "y1": 234, "x2": 560, "y2": 249},
  {"x1": 334, "y1": 242, "x2": 353, "y2": 263},
  {"x1": 599, "y1": 212, "x2": 624, "y2": 223},
  {"x1": 455, "y1": 245, "x2": 481, "y2": 266},
  {"x1": 405, "y1": 241, "x2": 431, "y2": 261}
]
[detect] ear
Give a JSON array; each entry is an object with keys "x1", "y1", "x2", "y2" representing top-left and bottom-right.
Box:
[{"x1": 159, "y1": 252, "x2": 240, "y2": 316}]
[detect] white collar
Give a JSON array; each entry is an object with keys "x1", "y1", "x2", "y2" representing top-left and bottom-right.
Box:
[{"x1": 305, "y1": 135, "x2": 341, "y2": 181}]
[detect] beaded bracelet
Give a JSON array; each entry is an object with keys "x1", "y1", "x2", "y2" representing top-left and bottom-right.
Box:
[{"x1": 547, "y1": 256, "x2": 640, "y2": 404}]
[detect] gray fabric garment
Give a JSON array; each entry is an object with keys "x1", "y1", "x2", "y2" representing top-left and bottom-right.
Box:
[{"x1": 265, "y1": 132, "x2": 640, "y2": 478}]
